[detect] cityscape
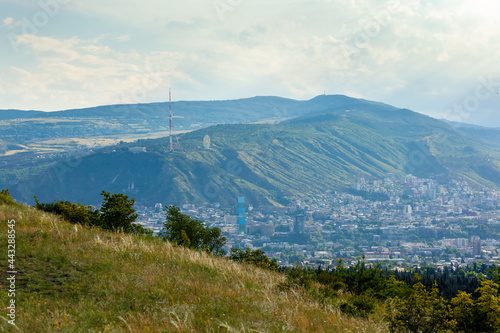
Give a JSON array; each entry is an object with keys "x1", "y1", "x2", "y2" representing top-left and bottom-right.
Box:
[{"x1": 134, "y1": 173, "x2": 500, "y2": 269}]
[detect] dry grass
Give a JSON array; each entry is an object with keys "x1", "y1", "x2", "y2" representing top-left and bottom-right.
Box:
[{"x1": 0, "y1": 199, "x2": 389, "y2": 332}]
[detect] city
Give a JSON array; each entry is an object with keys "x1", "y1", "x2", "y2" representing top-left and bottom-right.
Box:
[{"x1": 134, "y1": 173, "x2": 500, "y2": 269}]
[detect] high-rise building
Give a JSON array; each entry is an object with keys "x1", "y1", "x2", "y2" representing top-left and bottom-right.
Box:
[
  {"x1": 294, "y1": 214, "x2": 305, "y2": 234},
  {"x1": 404, "y1": 205, "x2": 412, "y2": 217},
  {"x1": 472, "y1": 236, "x2": 482, "y2": 256},
  {"x1": 237, "y1": 197, "x2": 246, "y2": 235}
]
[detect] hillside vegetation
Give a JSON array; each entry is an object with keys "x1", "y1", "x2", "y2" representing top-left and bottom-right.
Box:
[
  {"x1": 14, "y1": 103, "x2": 500, "y2": 207},
  {"x1": 0, "y1": 193, "x2": 388, "y2": 332}
]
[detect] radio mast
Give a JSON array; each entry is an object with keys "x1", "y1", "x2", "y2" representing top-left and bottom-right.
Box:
[
  {"x1": 169, "y1": 89, "x2": 173, "y2": 152},
  {"x1": 168, "y1": 89, "x2": 182, "y2": 152}
]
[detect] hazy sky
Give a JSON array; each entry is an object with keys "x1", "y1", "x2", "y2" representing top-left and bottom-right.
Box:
[{"x1": 1, "y1": 0, "x2": 499, "y2": 126}]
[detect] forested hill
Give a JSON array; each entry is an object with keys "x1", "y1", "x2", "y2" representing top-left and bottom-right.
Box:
[{"x1": 11, "y1": 101, "x2": 500, "y2": 207}]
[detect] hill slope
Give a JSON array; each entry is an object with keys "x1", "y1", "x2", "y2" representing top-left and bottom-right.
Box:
[
  {"x1": 0, "y1": 194, "x2": 387, "y2": 332},
  {"x1": 0, "y1": 95, "x2": 396, "y2": 150},
  {"x1": 11, "y1": 103, "x2": 500, "y2": 207}
]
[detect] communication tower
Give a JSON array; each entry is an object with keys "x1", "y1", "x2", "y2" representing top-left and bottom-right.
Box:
[{"x1": 168, "y1": 89, "x2": 182, "y2": 152}]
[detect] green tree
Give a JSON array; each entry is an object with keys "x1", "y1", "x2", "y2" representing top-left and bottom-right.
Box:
[
  {"x1": 385, "y1": 276, "x2": 456, "y2": 333},
  {"x1": 473, "y1": 280, "x2": 500, "y2": 332},
  {"x1": 160, "y1": 205, "x2": 226, "y2": 256},
  {"x1": 451, "y1": 291, "x2": 474, "y2": 332},
  {"x1": 99, "y1": 191, "x2": 139, "y2": 232},
  {"x1": 34, "y1": 192, "x2": 151, "y2": 236}
]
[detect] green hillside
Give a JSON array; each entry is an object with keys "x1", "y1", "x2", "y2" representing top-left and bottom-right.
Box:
[
  {"x1": 11, "y1": 105, "x2": 500, "y2": 207},
  {"x1": 0, "y1": 193, "x2": 387, "y2": 332}
]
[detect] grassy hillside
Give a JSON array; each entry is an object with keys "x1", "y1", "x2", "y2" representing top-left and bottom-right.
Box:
[{"x1": 0, "y1": 194, "x2": 388, "y2": 332}]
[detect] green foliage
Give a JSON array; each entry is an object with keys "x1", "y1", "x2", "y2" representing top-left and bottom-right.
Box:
[
  {"x1": 229, "y1": 247, "x2": 278, "y2": 271},
  {"x1": 472, "y1": 280, "x2": 500, "y2": 332},
  {"x1": 34, "y1": 192, "x2": 152, "y2": 236},
  {"x1": 99, "y1": 191, "x2": 139, "y2": 233},
  {"x1": 385, "y1": 278, "x2": 456, "y2": 333},
  {"x1": 386, "y1": 277, "x2": 500, "y2": 333},
  {"x1": 282, "y1": 258, "x2": 412, "y2": 318},
  {"x1": 451, "y1": 291, "x2": 475, "y2": 332},
  {"x1": 383, "y1": 274, "x2": 412, "y2": 299},
  {"x1": 0, "y1": 188, "x2": 17, "y2": 206},
  {"x1": 282, "y1": 266, "x2": 317, "y2": 291},
  {"x1": 159, "y1": 205, "x2": 226, "y2": 256},
  {"x1": 331, "y1": 259, "x2": 396, "y2": 298},
  {"x1": 340, "y1": 294, "x2": 376, "y2": 318},
  {"x1": 35, "y1": 196, "x2": 100, "y2": 226}
]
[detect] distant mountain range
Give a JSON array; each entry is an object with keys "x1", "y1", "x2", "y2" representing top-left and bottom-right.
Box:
[{"x1": 5, "y1": 95, "x2": 500, "y2": 208}]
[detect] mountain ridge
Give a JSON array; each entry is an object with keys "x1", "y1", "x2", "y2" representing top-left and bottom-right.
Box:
[{"x1": 9, "y1": 98, "x2": 500, "y2": 207}]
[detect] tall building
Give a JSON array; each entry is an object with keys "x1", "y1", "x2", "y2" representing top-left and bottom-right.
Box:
[
  {"x1": 404, "y1": 205, "x2": 412, "y2": 217},
  {"x1": 237, "y1": 197, "x2": 246, "y2": 235},
  {"x1": 472, "y1": 236, "x2": 482, "y2": 256},
  {"x1": 294, "y1": 214, "x2": 305, "y2": 234}
]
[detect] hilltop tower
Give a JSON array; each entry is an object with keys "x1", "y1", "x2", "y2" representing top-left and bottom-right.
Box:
[{"x1": 168, "y1": 89, "x2": 182, "y2": 152}]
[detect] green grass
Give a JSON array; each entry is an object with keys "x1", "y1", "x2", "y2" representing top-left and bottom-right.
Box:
[{"x1": 0, "y1": 197, "x2": 388, "y2": 332}]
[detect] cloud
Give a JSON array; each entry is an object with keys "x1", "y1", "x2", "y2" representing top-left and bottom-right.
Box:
[
  {"x1": 0, "y1": 34, "x2": 197, "y2": 110},
  {"x1": 3, "y1": 17, "x2": 14, "y2": 26},
  {"x1": 114, "y1": 35, "x2": 131, "y2": 42},
  {"x1": 1, "y1": 0, "x2": 500, "y2": 125}
]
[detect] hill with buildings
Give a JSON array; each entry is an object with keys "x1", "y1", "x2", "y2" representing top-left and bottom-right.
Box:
[{"x1": 9, "y1": 98, "x2": 500, "y2": 208}]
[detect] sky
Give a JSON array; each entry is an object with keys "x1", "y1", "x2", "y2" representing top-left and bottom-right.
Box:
[{"x1": 0, "y1": 0, "x2": 499, "y2": 126}]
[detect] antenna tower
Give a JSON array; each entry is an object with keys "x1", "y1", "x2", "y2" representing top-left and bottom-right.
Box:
[
  {"x1": 168, "y1": 89, "x2": 182, "y2": 152},
  {"x1": 169, "y1": 89, "x2": 173, "y2": 152}
]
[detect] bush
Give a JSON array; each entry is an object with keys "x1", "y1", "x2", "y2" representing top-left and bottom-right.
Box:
[
  {"x1": 339, "y1": 301, "x2": 358, "y2": 317},
  {"x1": 229, "y1": 247, "x2": 278, "y2": 271},
  {"x1": 34, "y1": 192, "x2": 152, "y2": 236},
  {"x1": 35, "y1": 196, "x2": 100, "y2": 226},
  {"x1": 159, "y1": 205, "x2": 226, "y2": 256}
]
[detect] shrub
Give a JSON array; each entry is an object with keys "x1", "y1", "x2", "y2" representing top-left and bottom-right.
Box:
[
  {"x1": 229, "y1": 247, "x2": 278, "y2": 271},
  {"x1": 34, "y1": 192, "x2": 152, "y2": 236},
  {"x1": 159, "y1": 205, "x2": 226, "y2": 255},
  {"x1": 35, "y1": 196, "x2": 100, "y2": 226},
  {"x1": 339, "y1": 294, "x2": 376, "y2": 318}
]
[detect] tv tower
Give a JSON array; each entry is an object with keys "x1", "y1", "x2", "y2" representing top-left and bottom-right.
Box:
[
  {"x1": 168, "y1": 89, "x2": 182, "y2": 152},
  {"x1": 169, "y1": 89, "x2": 173, "y2": 152}
]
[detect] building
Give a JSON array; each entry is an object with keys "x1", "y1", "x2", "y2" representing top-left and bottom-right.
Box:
[
  {"x1": 404, "y1": 205, "x2": 412, "y2": 217},
  {"x1": 247, "y1": 223, "x2": 275, "y2": 236},
  {"x1": 294, "y1": 214, "x2": 305, "y2": 234},
  {"x1": 128, "y1": 147, "x2": 146, "y2": 153},
  {"x1": 472, "y1": 236, "x2": 482, "y2": 256},
  {"x1": 237, "y1": 197, "x2": 246, "y2": 235}
]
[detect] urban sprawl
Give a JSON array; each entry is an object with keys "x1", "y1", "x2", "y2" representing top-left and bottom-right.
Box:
[{"x1": 134, "y1": 174, "x2": 500, "y2": 269}]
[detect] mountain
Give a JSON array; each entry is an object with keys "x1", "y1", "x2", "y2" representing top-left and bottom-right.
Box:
[
  {"x1": 10, "y1": 96, "x2": 500, "y2": 207},
  {"x1": 0, "y1": 109, "x2": 44, "y2": 120},
  {"x1": 0, "y1": 95, "x2": 396, "y2": 148},
  {"x1": 443, "y1": 120, "x2": 500, "y2": 149}
]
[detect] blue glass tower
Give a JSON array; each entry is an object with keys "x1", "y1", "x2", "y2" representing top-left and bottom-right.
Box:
[{"x1": 237, "y1": 197, "x2": 246, "y2": 235}]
